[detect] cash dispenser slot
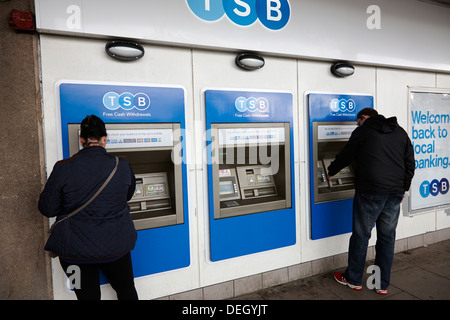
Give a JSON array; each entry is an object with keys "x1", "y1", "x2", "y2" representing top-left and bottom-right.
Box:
[
  {"x1": 212, "y1": 123, "x2": 292, "y2": 219},
  {"x1": 313, "y1": 121, "x2": 356, "y2": 203},
  {"x1": 67, "y1": 122, "x2": 184, "y2": 230}
]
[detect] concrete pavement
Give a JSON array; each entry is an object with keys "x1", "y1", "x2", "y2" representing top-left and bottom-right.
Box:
[{"x1": 234, "y1": 239, "x2": 450, "y2": 300}]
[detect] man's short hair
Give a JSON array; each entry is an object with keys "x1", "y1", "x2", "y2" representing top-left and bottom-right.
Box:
[{"x1": 357, "y1": 108, "x2": 378, "y2": 119}]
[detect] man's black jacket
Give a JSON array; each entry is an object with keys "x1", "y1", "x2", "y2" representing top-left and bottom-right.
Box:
[{"x1": 327, "y1": 115, "x2": 415, "y2": 194}]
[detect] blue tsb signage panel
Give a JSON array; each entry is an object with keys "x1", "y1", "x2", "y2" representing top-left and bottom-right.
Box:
[
  {"x1": 205, "y1": 89, "x2": 296, "y2": 261},
  {"x1": 58, "y1": 81, "x2": 190, "y2": 277},
  {"x1": 186, "y1": 0, "x2": 291, "y2": 30},
  {"x1": 59, "y1": 82, "x2": 186, "y2": 157},
  {"x1": 308, "y1": 93, "x2": 374, "y2": 240}
]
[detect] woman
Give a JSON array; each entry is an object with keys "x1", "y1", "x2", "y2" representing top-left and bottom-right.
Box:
[{"x1": 39, "y1": 115, "x2": 138, "y2": 300}]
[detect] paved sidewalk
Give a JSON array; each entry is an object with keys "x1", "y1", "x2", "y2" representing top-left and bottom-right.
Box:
[{"x1": 234, "y1": 239, "x2": 450, "y2": 300}]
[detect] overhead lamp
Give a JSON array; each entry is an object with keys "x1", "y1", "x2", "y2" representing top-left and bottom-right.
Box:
[
  {"x1": 105, "y1": 40, "x2": 145, "y2": 61},
  {"x1": 330, "y1": 61, "x2": 355, "y2": 77},
  {"x1": 235, "y1": 53, "x2": 265, "y2": 71}
]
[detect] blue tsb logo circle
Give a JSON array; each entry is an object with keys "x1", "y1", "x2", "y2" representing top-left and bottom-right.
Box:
[
  {"x1": 186, "y1": 0, "x2": 290, "y2": 30},
  {"x1": 330, "y1": 99, "x2": 356, "y2": 113},
  {"x1": 103, "y1": 92, "x2": 150, "y2": 111},
  {"x1": 419, "y1": 178, "x2": 449, "y2": 198},
  {"x1": 235, "y1": 96, "x2": 269, "y2": 112}
]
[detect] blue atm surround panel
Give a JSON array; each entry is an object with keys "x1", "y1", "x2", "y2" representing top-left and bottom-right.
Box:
[
  {"x1": 58, "y1": 81, "x2": 190, "y2": 278},
  {"x1": 308, "y1": 93, "x2": 374, "y2": 240},
  {"x1": 205, "y1": 89, "x2": 296, "y2": 261}
]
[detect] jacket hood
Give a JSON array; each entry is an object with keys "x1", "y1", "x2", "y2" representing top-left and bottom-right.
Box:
[{"x1": 364, "y1": 114, "x2": 398, "y2": 133}]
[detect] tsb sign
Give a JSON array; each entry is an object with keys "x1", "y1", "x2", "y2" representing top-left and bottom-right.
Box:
[
  {"x1": 419, "y1": 178, "x2": 449, "y2": 198},
  {"x1": 103, "y1": 92, "x2": 150, "y2": 111},
  {"x1": 235, "y1": 96, "x2": 269, "y2": 112},
  {"x1": 186, "y1": 0, "x2": 291, "y2": 30},
  {"x1": 330, "y1": 98, "x2": 356, "y2": 113}
]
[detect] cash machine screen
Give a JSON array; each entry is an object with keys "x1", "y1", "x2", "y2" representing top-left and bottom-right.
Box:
[
  {"x1": 220, "y1": 180, "x2": 235, "y2": 195},
  {"x1": 218, "y1": 169, "x2": 240, "y2": 200}
]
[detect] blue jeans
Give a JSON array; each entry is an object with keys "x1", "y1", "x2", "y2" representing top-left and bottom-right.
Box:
[{"x1": 344, "y1": 193, "x2": 403, "y2": 290}]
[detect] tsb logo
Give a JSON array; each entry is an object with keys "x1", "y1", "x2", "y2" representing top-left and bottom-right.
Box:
[
  {"x1": 330, "y1": 98, "x2": 356, "y2": 113},
  {"x1": 235, "y1": 96, "x2": 269, "y2": 112},
  {"x1": 186, "y1": 0, "x2": 291, "y2": 30},
  {"x1": 419, "y1": 178, "x2": 449, "y2": 198},
  {"x1": 103, "y1": 92, "x2": 150, "y2": 111}
]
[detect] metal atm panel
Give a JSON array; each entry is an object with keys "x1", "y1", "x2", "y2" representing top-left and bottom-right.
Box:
[
  {"x1": 312, "y1": 121, "x2": 356, "y2": 203},
  {"x1": 211, "y1": 122, "x2": 291, "y2": 219},
  {"x1": 59, "y1": 82, "x2": 190, "y2": 279},
  {"x1": 204, "y1": 88, "x2": 296, "y2": 262},
  {"x1": 68, "y1": 122, "x2": 184, "y2": 230}
]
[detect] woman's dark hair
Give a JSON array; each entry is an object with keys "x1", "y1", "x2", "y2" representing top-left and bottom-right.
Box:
[
  {"x1": 357, "y1": 108, "x2": 378, "y2": 119},
  {"x1": 80, "y1": 115, "x2": 107, "y2": 141}
]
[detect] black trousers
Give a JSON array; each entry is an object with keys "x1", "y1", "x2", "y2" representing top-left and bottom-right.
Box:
[{"x1": 59, "y1": 252, "x2": 138, "y2": 300}]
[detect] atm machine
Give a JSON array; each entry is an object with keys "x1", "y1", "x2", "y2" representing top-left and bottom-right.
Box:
[
  {"x1": 211, "y1": 123, "x2": 291, "y2": 220},
  {"x1": 205, "y1": 89, "x2": 296, "y2": 262},
  {"x1": 58, "y1": 81, "x2": 190, "y2": 277},
  {"x1": 68, "y1": 123, "x2": 184, "y2": 230},
  {"x1": 313, "y1": 121, "x2": 356, "y2": 203},
  {"x1": 307, "y1": 93, "x2": 374, "y2": 240}
]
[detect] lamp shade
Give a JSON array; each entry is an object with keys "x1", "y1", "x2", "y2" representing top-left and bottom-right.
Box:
[
  {"x1": 330, "y1": 62, "x2": 355, "y2": 77},
  {"x1": 105, "y1": 40, "x2": 145, "y2": 61},
  {"x1": 235, "y1": 53, "x2": 265, "y2": 70}
]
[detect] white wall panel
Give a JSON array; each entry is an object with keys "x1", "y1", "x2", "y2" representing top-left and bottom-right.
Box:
[
  {"x1": 437, "y1": 74, "x2": 450, "y2": 89},
  {"x1": 376, "y1": 68, "x2": 437, "y2": 240},
  {"x1": 192, "y1": 49, "x2": 302, "y2": 287}
]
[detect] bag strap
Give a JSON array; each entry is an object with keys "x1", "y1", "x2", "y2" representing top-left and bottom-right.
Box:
[{"x1": 48, "y1": 156, "x2": 119, "y2": 234}]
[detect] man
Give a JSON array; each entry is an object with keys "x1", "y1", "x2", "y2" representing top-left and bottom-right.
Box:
[{"x1": 327, "y1": 108, "x2": 415, "y2": 294}]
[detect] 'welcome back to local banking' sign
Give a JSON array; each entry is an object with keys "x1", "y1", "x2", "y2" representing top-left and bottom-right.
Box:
[{"x1": 409, "y1": 89, "x2": 450, "y2": 212}]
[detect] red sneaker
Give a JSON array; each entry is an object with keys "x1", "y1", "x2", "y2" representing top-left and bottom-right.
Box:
[
  {"x1": 333, "y1": 272, "x2": 363, "y2": 290},
  {"x1": 376, "y1": 289, "x2": 388, "y2": 295}
]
